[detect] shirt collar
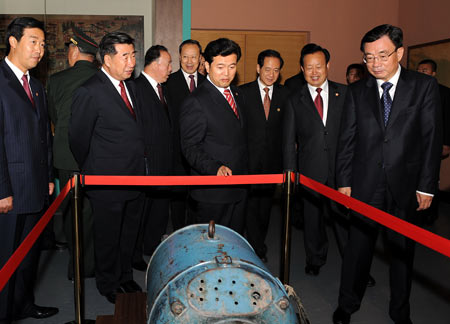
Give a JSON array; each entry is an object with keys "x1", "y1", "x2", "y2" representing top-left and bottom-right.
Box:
[
  {"x1": 141, "y1": 71, "x2": 160, "y2": 89},
  {"x1": 257, "y1": 77, "x2": 274, "y2": 92},
  {"x1": 181, "y1": 69, "x2": 197, "y2": 80},
  {"x1": 376, "y1": 64, "x2": 401, "y2": 88},
  {"x1": 101, "y1": 67, "x2": 122, "y2": 88},
  {"x1": 5, "y1": 56, "x2": 28, "y2": 82},
  {"x1": 207, "y1": 75, "x2": 231, "y2": 94},
  {"x1": 307, "y1": 79, "x2": 329, "y2": 95}
]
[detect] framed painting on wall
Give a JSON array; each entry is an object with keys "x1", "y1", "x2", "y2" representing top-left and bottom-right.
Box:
[
  {"x1": 0, "y1": 14, "x2": 144, "y2": 85},
  {"x1": 407, "y1": 38, "x2": 450, "y2": 87}
]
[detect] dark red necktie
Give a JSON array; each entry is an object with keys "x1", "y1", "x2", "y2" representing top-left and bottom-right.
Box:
[
  {"x1": 189, "y1": 75, "x2": 196, "y2": 93},
  {"x1": 224, "y1": 89, "x2": 239, "y2": 119},
  {"x1": 21, "y1": 74, "x2": 35, "y2": 107},
  {"x1": 119, "y1": 81, "x2": 136, "y2": 119},
  {"x1": 314, "y1": 87, "x2": 323, "y2": 120},
  {"x1": 263, "y1": 87, "x2": 270, "y2": 120},
  {"x1": 157, "y1": 83, "x2": 167, "y2": 108}
]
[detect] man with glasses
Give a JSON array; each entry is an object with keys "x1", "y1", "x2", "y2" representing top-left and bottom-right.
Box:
[{"x1": 333, "y1": 24, "x2": 441, "y2": 324}]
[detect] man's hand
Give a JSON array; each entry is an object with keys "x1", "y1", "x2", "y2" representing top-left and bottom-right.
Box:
[
  {"x1": 338, "y1": 187, "x2": 352, "y2": 197},
  {"x1": 217, "y1": 165, "x2": 232, "y2": 176},
  {"x1": 0, "y1": 196, "x2": 13, "y2": 214},
  {"x1": 49, "y1": 182, "x2": 55, "y2": 196},
  {"x1": 416, "y1": 192, "x2": 433, "y2": 211},
  {"x1": 442, "y1": 145, "x2": 450, "y2": 159}
]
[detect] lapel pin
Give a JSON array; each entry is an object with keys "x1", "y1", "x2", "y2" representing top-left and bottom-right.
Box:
[
  {"x1": 335, "y1": 92, "x2": 339, "y2": 97},
  {"x1": 277, "y1": 108, "x2": 281, "y2": 112},
  {"x1": 35, "y1": 92, "x2": 39, "y2": 96}
]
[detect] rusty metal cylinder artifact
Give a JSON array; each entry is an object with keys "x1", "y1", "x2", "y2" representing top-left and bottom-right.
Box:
[{"x1": 146, "y1": 223, "x2": 299, "y2": 323}]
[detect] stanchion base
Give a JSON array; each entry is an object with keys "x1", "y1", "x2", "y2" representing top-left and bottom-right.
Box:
[{"x1": 65, "y1": 320, "x2": 96, "y2": 324}]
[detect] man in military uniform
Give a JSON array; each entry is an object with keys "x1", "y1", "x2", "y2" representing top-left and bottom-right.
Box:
[{"x1": 47, "y1": 26, "x2": 98, "y2": 280}]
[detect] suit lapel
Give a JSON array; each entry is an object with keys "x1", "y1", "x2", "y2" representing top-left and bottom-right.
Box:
[
  {"x1": 269, "y1": 84, "x2": 283, "y2": 121},
  {"x1": 1, "y1": 61, "x2": 36, "y2": 114},
  {"x1": 387, "y1": 68, "x2": 412, "y2": 130},
  {"x1": 231, "y1": 85, "x2": 244, "y2": 127},
  {"x1": 365, "y1": 77, "x2": 384, "y2": 131},
  {"x1": 98, "y1": 71, "x2": 137, "y2": 122},
  {"x1": 326, "y1": 81, "x2": 342, "y2": 128},
  {"x1": 29, "y1": 77, "x2": 41, "y2": 119},
  {"x1": 299, "y1": 84, "x2": 323, "y2": 124}
]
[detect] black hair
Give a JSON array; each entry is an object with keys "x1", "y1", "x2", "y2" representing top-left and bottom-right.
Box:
[
  {"x1": 144, "y1": 45, "x2": 169, "y2": 66},
  {"x1": 203, "y1": 38, "x2": 241, "y2": 64},
  {"x1": 5, "y1": 17, "x2": 45, "y2": 55},
  {"x1": 179, "y1": 39, "x2": 202, "y2": 54},
  {"x1": 418, "y1": 59, "x2": 437, "y2": 72},
  {"x1": 257, "y1": 49, "x2": 284, "y2": 69},
  {"x1": 360, "y1": 24, "x2": 403, "y2": 52},
  {"x1": 99, "y1": 32, "x2": 134, "y2": 64},
  {"x1": 346, "y1": 63, "x2": 365, "y2": 75},
  {"x1": 300, "y1": 43, "x2": 330, "y2": 67}
]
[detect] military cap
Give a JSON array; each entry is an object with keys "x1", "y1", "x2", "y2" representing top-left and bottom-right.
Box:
[{"x1": 65, "y1": 26, "x2": 98, "y2": 55}]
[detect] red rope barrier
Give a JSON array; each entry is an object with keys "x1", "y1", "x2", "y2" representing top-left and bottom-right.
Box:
[
  {"x1": 82, "y1": 174, "x2": 284, "y2": 186},
  {"x1": 299, "y1": 175, "x2": 450, "y2": 258},
  {"x1": 0, "y1": 180, "x2": 73, "y2": 291},
  {"x1": 1, "y1": 172, "x2": 450, "y2": 293}
]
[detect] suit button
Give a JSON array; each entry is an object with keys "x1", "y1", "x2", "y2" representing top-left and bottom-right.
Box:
[
  {"x1": 324, "y1": 131, "x2": 328, "y2": 135},
  {"x1": 384, "y1": 138, "x2": 388, "y2": 143}
]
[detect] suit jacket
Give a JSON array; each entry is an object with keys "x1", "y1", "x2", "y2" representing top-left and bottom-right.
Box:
[
  {"x1": 180, "y1": 79, "x2": 249, "y2": 203},
  {"x1": 69, "y1": 70, "x2": 146, "y2": 201},
  {"x1": 47, "y1": 60, "x2": 98, "y2": 170},
  {"x1": 0, "y1": 59, "x2": 52, "y2": 214},
  {"x1": 439, "y1": 84, "x2": 450, "y2": 146},
  {"x1": 165, "y1": 69, "x2": 206, "y2": 175},
  {"x1": 336, "y1": 68, "x2": 442, "y2": 211},
  {"x1": 284, "y1": 72, "x2": 306, "y2": 95},
  {"x1": 283, "y1": 80, "x2": 346, "y2": 188},
  {"x1": 239, "y1": 80, "x2": 290, "y2": 174},
  {"x1": 134, "y1": 73, "x2": 173, "y2": 176}
]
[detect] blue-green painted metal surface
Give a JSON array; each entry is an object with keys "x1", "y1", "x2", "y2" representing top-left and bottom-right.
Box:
[{"x1": 146, "y1": 224, "x2": 298, "y2": 323}]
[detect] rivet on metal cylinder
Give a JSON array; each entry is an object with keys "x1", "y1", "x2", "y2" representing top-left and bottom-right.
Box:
[
  {"x1": 278, "y1": 297, "x2": 290, "y2": 310},
  {"x1": 171, "y1": 301, "x2": 185, "y2": 316},
  {"x1": 208, "y1": 220, "x2": 215, "y2": 239}
]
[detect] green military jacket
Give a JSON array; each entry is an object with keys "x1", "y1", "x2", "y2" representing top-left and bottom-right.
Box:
[{"x1": 47, "y1": 60, "x2": 98, "y2": 170}]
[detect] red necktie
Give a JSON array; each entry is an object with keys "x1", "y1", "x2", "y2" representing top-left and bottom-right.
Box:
[
  {"x1": 224, "y1": 89, "x2": 239, "y2": 119},
  {"x1": 314, "y1": 87, "x2": 323, "y2": 120},
  {"x1": 119, "y1": 81, "x2": 136, "y2": 119},
  {"x1": 157, "y1": 83, "x2": 167, "y2": 108},
  {"x1": 21, "y1": 74, "x2": 35, "y2": 107},
  {"x1": 189, "y1": 75, "x2": 196, "y2": 93},
  {"x1": 263, "y1": 87, "x2": 270, "y2": 120}
]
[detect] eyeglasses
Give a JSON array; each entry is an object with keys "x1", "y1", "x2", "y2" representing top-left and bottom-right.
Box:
[{"x1": 363, "y1": 49, "x2": 397, "y2": 64}]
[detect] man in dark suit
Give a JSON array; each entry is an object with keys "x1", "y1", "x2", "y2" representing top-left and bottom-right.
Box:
[
  {"x1": 417, "y1": 59, "x2": 450, "y2": 224},
  {"x1": 165, "y1": 39, "x2": 206, "y2": 230},
  {"x1": 333, "y1": 25, "x2": 441, "y2": 324},
  {"x1": 240, "y1": 49, "x2": 289, "y2": 262},
  {"x1": 283, "y1": 43, "x2": 348, "y2": 276},
  {"x1": 0, "y1": 17, "x2": 58, "y2": 322},
  {"x1": 69, "y1": 32, "x2": 146, "y2": 304},
  {"x1": 133, "y1": 45, "x2": 173, "y2": 269},
  {"x1": 47, "y1": 26, "x2": 98, "y2": 280},
  {"x1": 180, "y1": 38, "x2": 248, "y2": 234},
  {"x1": 284, "y1": 71, "x2": 306, "y2": 94}
]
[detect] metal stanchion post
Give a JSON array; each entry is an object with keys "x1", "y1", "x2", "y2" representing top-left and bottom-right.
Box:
[
  {"x1": 66, "y1": 173, "x2": 95, "y2": 324},
  {"x1": 280, "y1": 170, "x2": 294, "y2": 284}
]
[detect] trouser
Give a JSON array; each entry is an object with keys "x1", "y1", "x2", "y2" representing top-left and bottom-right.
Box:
[
  {"x1": 338, "y1": 181, "x2": 415, "y2": 322},
  {"x1": 89, "y1": 193, "x2": 144, "y2": 295},
  {"x1": 0, "y1": 211, "x2": 43, "y2": 321}
]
